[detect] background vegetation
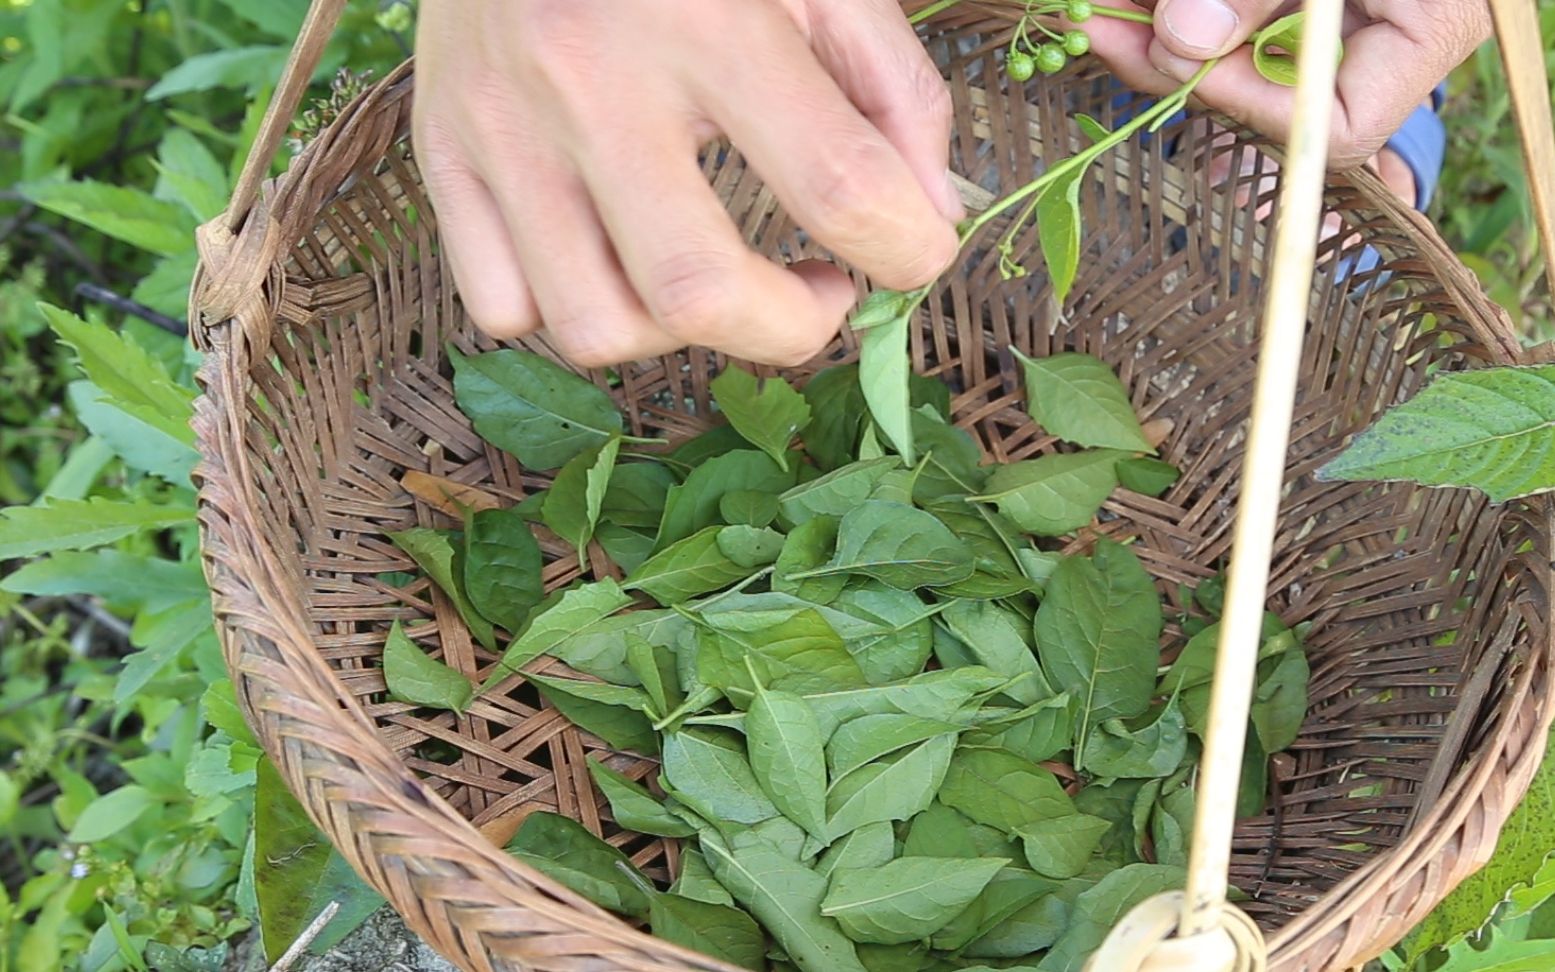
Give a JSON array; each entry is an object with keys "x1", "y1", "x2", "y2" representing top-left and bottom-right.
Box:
[{"x1": 0, "y1": 2, "x2": 1549, "y2": 970}]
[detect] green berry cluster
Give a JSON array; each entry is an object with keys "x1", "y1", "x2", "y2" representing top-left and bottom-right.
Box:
[{"x1": 1005, "y1": 0, "x2": 1094, "y2": 83}]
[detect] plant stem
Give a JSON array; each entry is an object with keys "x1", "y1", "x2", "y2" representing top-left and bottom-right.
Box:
[
  {"x1": 908, "y1": 0, "x2": 964, "y2": 24},
  {"x1": 1089, "y1": 6, "x2": 1155, "y2": 24}
]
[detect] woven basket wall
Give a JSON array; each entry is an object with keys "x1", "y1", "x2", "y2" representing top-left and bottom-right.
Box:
[{"x1": 189, "y1": 6, "x2": 1555, "y2": 971}]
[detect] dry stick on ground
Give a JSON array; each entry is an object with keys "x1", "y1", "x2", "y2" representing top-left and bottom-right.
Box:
[{"x1": 270, "y1": 901, "x2": 343, "y2": 972}]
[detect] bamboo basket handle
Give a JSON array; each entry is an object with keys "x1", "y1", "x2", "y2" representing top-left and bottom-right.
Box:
[
  {"x1": 1086, "y1": 2, "x2": 1346, "y2": 968},
  {"x1": 1489, "y1": 0, "x2": 1555, "y2": 308},
  {"x1": 223, "y1": 0, "x2": 350, "y2": 232}
]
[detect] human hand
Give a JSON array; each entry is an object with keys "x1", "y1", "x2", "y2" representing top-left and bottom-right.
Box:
[
  {"x1": 1083, "y1": 0, "x2": 1489, "y2": 167},
  {"x1": 413, "y1": 0, "x2": 962, "y2": 368}
]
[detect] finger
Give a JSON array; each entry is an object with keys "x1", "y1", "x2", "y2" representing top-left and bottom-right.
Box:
[
  {"x1": 1152, "y1": 0, "x2": 1287, "y2": 61},
  {"x1": 575, "y1": 122, "x2": 856, "y2": 367},
  {"x1": 807, "y1": 0, "x2": 963, "y2": 220},
  {"x1": 415, "y1": 127, "x2": 539, "y2": 338},
  {"x1": 1080, "y1": 6, "x2": 1185, "y2": 99},
  {"x1": 693, "y1": 5, "x2": 958, "y2": 291},
  {"x1": 475, "y1": 148, "x2": 680, "y2": 368}
]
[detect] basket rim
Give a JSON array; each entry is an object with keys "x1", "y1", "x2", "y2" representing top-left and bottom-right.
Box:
[{"x1": 190, "y1": 35, "x2": 1555, "y2": 972}]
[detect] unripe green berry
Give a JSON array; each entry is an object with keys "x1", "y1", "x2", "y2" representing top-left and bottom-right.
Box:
[
  {"x1": 1067, "y1": 0, "x2": 1094, "y2": 21},
  {"x1": 1006, "y1": 51, "x2": 1037, "y2": 82},
  {"x1": 1063, "y1": 29, "x2": 1091, "y2": 56},
  {"x1": 1037, "y1": 43, "x2": 1068, "y2": 75}
]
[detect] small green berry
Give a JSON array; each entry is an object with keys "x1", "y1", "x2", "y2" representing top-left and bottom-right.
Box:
[
  {"x1": 1063, "y1": 29, "x2": 1091, "y2": 56},
  {"x1": 1006, "y1": 51, "x2": 1037, "y2": 82},
  {"x1": 1067, "y1": 0, "x2": 1094, "y2": 21},
  {"x1": 1037, "y1": 43, "x2": 1068, "y2": 75}
]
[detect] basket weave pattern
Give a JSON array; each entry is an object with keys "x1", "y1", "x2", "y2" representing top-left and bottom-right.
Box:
[{"x1": 191, "y1": 11, "x2": 1555, "y2": 972}]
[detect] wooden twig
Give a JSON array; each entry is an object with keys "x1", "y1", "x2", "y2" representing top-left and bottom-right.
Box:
[
  {"x1": 269, "y1": 901, "x2": 342, "y2": 972},
  {"x1": 73, "y1": 282, "x2": 187, "y2": 335}
]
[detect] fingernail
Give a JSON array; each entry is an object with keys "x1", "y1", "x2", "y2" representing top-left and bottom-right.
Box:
[
  {"x1": 939, "y1": 169, "x2": 968, "y2": 222},
  {"x1": 1149, "y1": 40, "x2": 1206, "y2": 83},
  {"x1": 1158, "y1": 0, "x2": 1239, "y2": 57}
]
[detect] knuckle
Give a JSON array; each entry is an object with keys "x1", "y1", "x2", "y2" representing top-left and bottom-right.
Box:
[
  {"x1": 643, "y1": 251, "x2": 744, "y2": 341},
  {"x1": 913, "y1": 70, "x2": 954, "y2": 132},
  {"x1": 806, "y1": 147, "x2": 893, "y2": 236},
  {"x1": 464, "y1": 297, "x2": 537, "y2": 340},
  {"x1": 521, "y1": 2, "x2": 602, "y2": 84},
  {"x1": 884, "y1": 227, "x2": 959, "y2": 290}
]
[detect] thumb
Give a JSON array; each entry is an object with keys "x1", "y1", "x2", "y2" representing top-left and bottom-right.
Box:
[{"x1": 1152, "y1": 0, "x2": 1286, "y2": 60}]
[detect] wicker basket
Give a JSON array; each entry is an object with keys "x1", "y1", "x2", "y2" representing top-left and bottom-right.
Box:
[{"x1": 190, "y1": 4, "x2": 1555, "y2": 971}]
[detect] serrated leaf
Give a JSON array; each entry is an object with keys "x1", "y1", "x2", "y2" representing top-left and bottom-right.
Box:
[
  {"x1": 587, "y1": 758, "x2": 694, "y2": 838},
  {"x1": 43, "y1": 304, "x2": 195, "y2": 442},
  {"x1": 542, "y1": 434, "x2": 621, "y2": 570},
  {"x1": 387, "y1": 527, "x2": 496, "y2": 651},
  {"x1": 506, "y1": 812, "x2": 651, "y2": 917},
  {"x1": 821, "y1": 857, "x2": 1007, "y2": 945},
  {"x1": 382, "y1": 620, "x2": 472, "y2": 713},
  {"x1": 0, "y1": 497, "x2": 193, "y2": 559},
  {"x1": 1034, "y1": 540, "x2": 1162, "y2": 749},
  {"x1": 146, "y1": 45, "x2": 290, "y2": 100},
  {"x1": 482, "y1": 579, "x2": 632, "y2": 689},
  {"x1": 626, "y1": 526, "x2": 753, "y2": 605},
  {"x1": 747, "y1": 681, "x2": 829, "y2": 839},
  {"x1": 1012, "y1": 350, "x2": 1152, "y2": 452},
  {"x1": 463, "y1": 507, "x2": 543, "y2": 633},
  {"x1": 19, "y1": 182, "x2": 195, "y2": 256},
  {"x1": 450, "y1": 348, "x2": 623, "y2": 470},
  {"x1": 68, "y1": 382, "x2": 198, "y2": 482},
  {"x1": 790, "y1": 499, "x2": 974, "y2": 590},
  {"x1": 1319, "y1": 365, "x2": 1555, "y2": 502},
  {"x1": 969, "y1": 450, "x2": 1124, "y2": 536},
  {"x1": 712, "y1": 366, "x2": 811, "y2": 471}
]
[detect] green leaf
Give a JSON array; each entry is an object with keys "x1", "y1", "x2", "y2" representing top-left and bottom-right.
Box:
[
  {"x1": 0, "y1": 497, "x2": 193, "y2": 559},
  {"x1": 202, "y1": 679, "x2": 259, "y2": 749},
  {"x1": 1250, "y1": 13, "x2": 1341, "y2": 87},
  {"x1": 803, "y1": 366, "x2": 869, "y2": 471},
  {"x1": 19, "y1": 182, "x2": 195, "y2": 256},
  {"x1": 1116, "y1": 457, "x2": 1180, "y2": 497},
  {"x1": 463, "y1": 507, "x2": 543, "y2": 633},
  {"x1": 934, "y1": 869, "x2": 1057, "y2": 954},
  {"x1": 597, "y1": 523, "x2": 656, "y2": 574},
  {"x1": 506, "y1": 812, "x2": 651, "y2": 918},
  {"x1": 695, "y1": 608, "x2": 868, "y2": 701},
  {"x1": 716, "y1": 525, "x2": 786, "y2": 570},
  {"x1": 1017, "y1": 814, "x2": 1112, "y2": 879},
  {"x1": 701, "y1": 830, "x2": 870, "y2": 972},
  {"x1": 825, "y1": 734, "x2": 955, "y2": 841},
  {"x1": 1251, "y1": 648, "x2": 1309, "y2": 754},
  {"x1": 797, "y1": 667, "x2": 1009, "y2": 738},
  {"x1": 626, "y1": 526, "x2": 753, "y2": 604},
  {"x1": 1034, "y1": 540, "x2": 1162, "y2": 747},
  {"x1": 939, "y1": 748, "x2": 1074, "y2": 835},
  {"x1": 528, "y1": 674, "x2": 660, "y2": 754},
  {"x1": 961, "y1": 892, "x2": 1068, "y2": 959},
  {"x1": 68, "y1": 382, "x2": 198, "y2": 482},
  {"x1": 672, "y1": 848, "x2": 735, "y2": 906},
  {"x1": 1036, "y1": 170, "x2": 1083, "y2": 305},
  {"x1": 1075, "y1": 113, "x2": 1111, "y2": 143},
  {"x1": 658, "y1": 450, "x2": 795, "y2": 549},
  {"x1": 720, "y1": 490, "x2": 780, "y2": 527},
  {"x1": 849, "y1": 290, "x2": 912, "y2": 332},
  {"x1": 821, "y1": 857, "x2": 1008, "y2": 945},
  {"x1": 969, "y1": 450, "x2": 1123, "y2": 536},
  {"x1": 254, "y1": 760, "x2": 382, "y2": 961},
  {"x1": 791, "y1": 500, "x2": 974, "y2": 589},
  {"x1": 651, "y1": 894, "x2": 768, "y2": 971},
  {"x1": 856, "y1": 306, "x2": 916, "y2": 464},
  {"x1": 382, "y1": 620, "x2": 472, "y2": 713},
  {"x1": 663, "y1": 729, "x2": 781, "y2": 825},
  {"x1": 1042, "y1": 864, "x2": 1187, "y2": 972},
  {"x1": 66, "y1": 785, "x2": 157, "y2": 842},
  {"x1": 387, "y1": 527, "x2": 496, "y2": 651},
  {"x1": 146, "y1": 45, "x2": 291, "y2": 99},
  {"x1": 963, "y1": 693, "x2": 1075, "y2": 765},
  {"x1": 747, "y1": 680, "x2": 830, "y2": 839},
  {"x1": 1080, "y1": 698, "x2": 1188, "y2": 780},
  {"x1": 603, "y1": 462, "x2": 678, "y2": 529},
  {"x1": 154, "y1": 128, "x2": 228, "y2": 221},
  {"x1": 542, "y1": 435, "x2": 621, "y2": 569},
  {"x1": 816, "y1": 822, "x2": 896, "y2": 880},
  {"x1": 940, "y1": 600, "x2": 1049, "y2": 705},
  {"x1": 828, "y1": 583, "x2": 939, "y2": 684},
  {"x1": 482, "y1": 579, "x2": 632, "y2": 689},
  {"x1": 826, "y1": 713, "x2": 964, "y2": 779},
  {"x1": 1012, "y1": 350, "x2": 1152, "y2": 452},
  {"x1": 774, "y1": 516, "x2": 847, "y2": 605},
  {"x1": 712, "y1": 366, "x2": 812, "y2": 471},
  {"x1": 778, "y1": 458, "x2": 901, "y2": 527},
  {"x1": 450, "y1": 348, "x2": 623, "y2": 470},
  {"x1": 626, "y1": 632, "x2": 682, "y2": 715},
  {"x1": 671, "y1": 424, "x2": 749, "y2": 468},
  {"x1": 587, "y1": 758, "x2": 695, "y2": 837},
  {"x1": 1318, "y1": 365, "x2": 1555, "y2": 502},
  {"x1": 44, "y1": 304, "x2": 195, "y2": 443}
]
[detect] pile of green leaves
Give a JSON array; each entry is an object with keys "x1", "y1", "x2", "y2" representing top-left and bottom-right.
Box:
[{"x1": 378, "y1": 345, "x2": 1309, "y2": 972}]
